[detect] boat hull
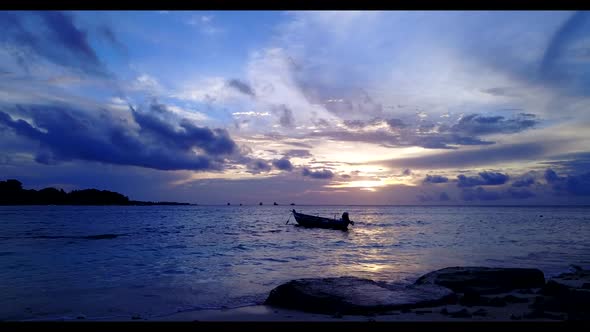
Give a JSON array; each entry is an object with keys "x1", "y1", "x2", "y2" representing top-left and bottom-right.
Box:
[{"x1": 292, "y1": 211, "x2": 350, "y2": 230}]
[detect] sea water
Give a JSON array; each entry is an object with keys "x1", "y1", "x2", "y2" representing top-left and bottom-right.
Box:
[{"x1": 1, "y1": 205, "x2": 589, "y2": 320}]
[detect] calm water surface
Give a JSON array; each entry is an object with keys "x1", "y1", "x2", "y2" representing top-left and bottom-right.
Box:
[{"x1": 1, "y1": 205, "x2": 589, "y2": 320}]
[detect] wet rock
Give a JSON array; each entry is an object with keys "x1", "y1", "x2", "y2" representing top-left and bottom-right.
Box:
[
  {"x1": 547, "y1": 267, "x2": 590, "y2": 290},
  {"x1": 414, "y1": 310, "x2": 432, "y2": 314},
  {"x1": 472, "y1": 308, "x2": 487, "y2": 317},
  {"x1": 264, "y1": 276, "x2": 455, "y2": 314},
  {"x1": 487, "y1": 297, "x2": 507, "y2": 307},
  {"x1": 517, "y1": 288, "x2": 534, "y2": 294},
  {"x1": 414, "y1": 267, "x2": 545, "y2": 294},
  {"x1": 502, "y1": 295, "x2": 529, "y2": 304},
  {"x1": 459, "y1": 291, "x2": 487, "y2": 307},
  {"x1": 524, "y1": 309, "x2": 565, "y2": 320},
  {"x1": 448, "y1": 308, "x2": 472, "y2": 318},
  {"x1": 541, "y1": 280, "x2": 571, "y2": 296}
]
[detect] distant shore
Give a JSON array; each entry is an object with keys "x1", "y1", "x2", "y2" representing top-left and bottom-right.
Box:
[{"x1": 0, "y1": 179, "x2": 190, "y2": 206}]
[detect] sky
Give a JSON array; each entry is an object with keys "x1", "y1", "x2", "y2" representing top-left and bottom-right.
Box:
[{"x1": 1, "y1": 10, "x2": 590, "y2": 205}]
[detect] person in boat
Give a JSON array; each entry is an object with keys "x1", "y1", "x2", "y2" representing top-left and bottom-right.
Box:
[{"x1": 341, "y1": 212, "x2": 354, "y2": 225}]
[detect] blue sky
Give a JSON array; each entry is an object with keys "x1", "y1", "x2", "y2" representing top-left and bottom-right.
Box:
[{"x1": 1, "y1": 11, "x2": 590, "y2": 204}]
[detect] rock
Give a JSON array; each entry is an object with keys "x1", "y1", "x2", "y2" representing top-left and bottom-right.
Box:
[
  {"x1": 414, "y1": 310, "x2": 432, "y2": 314},
  {"x1": 501, "y1": 295, "x2": 529, "y2": 304},
  {"x1": 547, "y1": 267, "x2": 590, "y2": 290},
  {"x1": 472, "y1": 308, "x2": 487, "y2": 317},
  {"x1": 414, "y1": 267, "x2": 545, "y2": 294},
  {"x1": 448, "y1": 308, "x2": 471, "y2": 318},
  {"x1": 487, "y1": 297, "x2": 507, "y2": 307},
  {"x1": 459, "y1": 291, "x2": 487, "y2": 307},
  {"x1": 524, "y1": 309, "x2": 565, "y2": 320},
  {"x1": 517, "y1": 288, "x2": 534, "y2": 294},
  {"x1": 264, "y1": 276, "x2": 455, "y2": 315}
]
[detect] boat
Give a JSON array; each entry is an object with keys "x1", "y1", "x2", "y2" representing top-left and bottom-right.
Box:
[{"x1": 289, "y1": 209, "x2": 354, "y2": 231}]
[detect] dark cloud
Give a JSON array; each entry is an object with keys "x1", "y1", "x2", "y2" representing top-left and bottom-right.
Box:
[
  {"x1": 272, "y1": 158, "x2": 293, "y2": 172},
  {"x1": 227, "y1": 79, "x2": 255, "y2": 97},
  {"x1": 481, "y1": 87, "x2": 519, "y2": 97},
  {"x1": 0, "y1": 102, "x2": 238, "y2": 171},
  {"x1": 278, "y1": 105, "x2": 295, "y2": 128},
  {"x1": 417, "y1": 194, "x2": 433, "y2": 202},
  {"x1": 512, "y1": 177, "x2": 535, "y2": 187},
  {"x1": 385, "y1": 118, "x2": 407, "y2": 130},
  {"x1": 450, "y1": 113, "x2": 538, "y2": 136},
  {"x1": 0, "y1": 11, "x2": 106, "y2": 76},
  {"x1": 378, "y1": 142, "x2": 552, "y2": 170},
  {"x1": 542, "y1": 152, "x2": 590, "y2": 174},
  {"x1": 457, "y1": 171, "x2": 509, "y2": 187},
  {"x1": 284, "y1": 149, "x2": 312, "y2": 158},
  {"x1": 302, "y1": 167, "x2": 334, "y2": 179},
  {"x1": 308, "y1": 112, "x2": 538, "y2": 151},
  {"x1": 545, "y1": 168, "x2": 561, "y2": 183},
  {"x1": 97, "y1": 25, "x2": 127, "y2": 55},
  {"x1": 308, "y1": 128, "x2": 492, "y2": 150},
  {"x1": 540, "y1": 11, "x2": 590, "y2": 82},
  {"x1": 402, "y1": 168, "x2": 412, "y2": 176},
  {"x1": 439, "y1": 192, "x2": 450, "y2": 201},
  {"x1": 545, "y1": 168, "x2": 590, "y2": 196},
  {"x1": 461, "y1": 187, "x2": 502, "y2": 201},
  {"x1": 131, "y1": 103, "x2": 236, "y2": 156},
  {"x1": 423, "y1": 174, "x2": 449, "y2": 184},
  {"x1": 508, "y1": 188, "x2": 536, "y2": 199},
  {"x1": 247, "y1": 159, "x2": 272, "y2": 174}
]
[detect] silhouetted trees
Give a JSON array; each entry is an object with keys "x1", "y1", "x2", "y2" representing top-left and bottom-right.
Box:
[{"x1": 0, "y1": 179, "x2": 189, "y2": 205}]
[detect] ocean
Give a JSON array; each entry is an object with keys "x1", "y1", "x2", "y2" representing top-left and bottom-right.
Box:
[{"x1": 1, "y1": 205, "x2": 589, "y2": 320}]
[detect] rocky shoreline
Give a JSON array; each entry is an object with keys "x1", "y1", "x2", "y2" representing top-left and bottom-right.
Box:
[{"x1": 261, "y1": 265, "x2": 590, "y2": 321}]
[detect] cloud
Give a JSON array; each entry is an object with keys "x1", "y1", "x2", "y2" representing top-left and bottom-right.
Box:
[
  {"x1": 461, "y1": 187, "x2": 502, "y2": 201},
  {"x1": 545, "y1": 168, "x2": 590, "y2": 196},
  {"x1": 457, "y1": 171, "x2": 509, "y2": 187},
  {"x1": 276, "y1": 105, "x2": 295, "y2": 128},
  {"x1": 508, "y1": 188, "x2": 536, "y2": 199},
  {"x1": 540, "y1": 11, "x2": 590, "y2": 83},
  {"x1": 386, "y1": 118, "x2": 408, "y2": 130},
  {"x1": 423, "y1": 174, "x2": 449, "y2": 184},
  {"x1": 449, "y1": 113, "x2": 538, "y2": 136},
  {"x1": 247, "y1": 159, "x2": 272, "y2": 174},
  {"x1": 0, "y1": 11, "x2": 106, "y2": 76},
  {"x1": 302, "y1": 167, "x2": 334, "y2": 179},
  {"x1": 545, "y1": 168, "x2": 561, "y2": 183},
  {"x1": 377, "y1": 141, "x2": 553, "y2": 170},
  {"x1": 512, "y1": 176, "x2": 535, "y2": 187},
  {"x1": 272, "y1": 157, "x2": 293, "y2": 171},
  {"x1": 131, "y1": 103, "x2": 236, "y2": 156},
  {"x1": 439, "y1": 192, "x2": 450, "y2": 201},
  {"x1": 0, "y1": 101, "x2": 239, "y2": 171},
  {"x1": 284, "y1": 149, "x2": 312, "y2": 158},
  {"x1": 227, "y1": 79, "x2": 255, "y2": 97},
  {"x1": 402, "y1": 168, "x2": 412, "y2": 176}
]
